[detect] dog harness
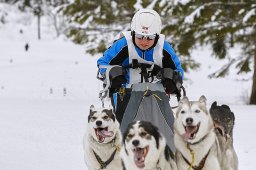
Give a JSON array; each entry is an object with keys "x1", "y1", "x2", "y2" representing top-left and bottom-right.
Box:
[
  {"x1": 93, "y1": 149, "x2": 117, "y2": 169},
  {"x1": 182, "y1": 144, "x2": 211, "y2": 170},
  {"x1": 92, "y1": 137, "x2": 120, "y2": 169}
]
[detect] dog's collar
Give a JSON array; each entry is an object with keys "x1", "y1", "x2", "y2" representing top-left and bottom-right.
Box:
[
  {"x1": 93, "y1": 149, "x2": 117, "y2": 169},
  {"x1": 111, "y1": 137, "x2": 121, "y2": 152},
  {"x1": 182, "y1": 149, "x2": 210, "y2": 170}
]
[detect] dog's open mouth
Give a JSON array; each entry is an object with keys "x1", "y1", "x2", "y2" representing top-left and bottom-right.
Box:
[
  {"x1": 214, "y1": 123, "x2": 225, "y2": 136},
  {"x1": 94, "y1": 127, "x2": 114, "y2": 143},
  {"x1": 214, "y1": 122, "x2": 228, "y2": 140},
  {"x1": 183, "y1": 123, "x2": 200, "y2": 141},
  {"x1": 133, "y1": 146, "x2": 149, "y2": 168}
]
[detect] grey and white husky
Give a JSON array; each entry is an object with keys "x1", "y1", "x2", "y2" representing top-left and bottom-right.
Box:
[{"x1": 173, "y1": 96, "x2": 238, "y2": 170}]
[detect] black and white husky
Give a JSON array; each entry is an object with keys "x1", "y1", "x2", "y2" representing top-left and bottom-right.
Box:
[
  {"x1": 83, "y1": 105, "x2": 122, "y2": 170},
  {"x1": 174, "y1": 96, "x2": 238, "y2": 170},
  {"x1": 121, "y1": 121, "x2": 177, "y2": 170}
]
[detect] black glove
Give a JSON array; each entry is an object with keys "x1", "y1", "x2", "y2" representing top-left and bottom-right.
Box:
[
  {"x1": 161, "y1": 69, "x2": 182, "y2": 95},
  {"x1": 111, "y1": 75, "x2": 126, "y2": 90},
  {"x1": 109, "y1": 66, "x2": 126, "y2": 91},
  {"x1": 162, "y1": 79, "x2": 178, "y2": 94}
]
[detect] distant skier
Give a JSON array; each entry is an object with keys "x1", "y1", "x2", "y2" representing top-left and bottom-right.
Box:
[{"x1": 25, "y1": 43, "x2": 29, "y2": 51}]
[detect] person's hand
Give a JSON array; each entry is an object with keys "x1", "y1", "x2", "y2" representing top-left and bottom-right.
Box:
[
  {"x1": 108, "y1": 66, "x2": 126, "y2": 90},
  {"x1": 162, "y1": 79, "x2": 178, "y2": 94},
  {"x1": 111, "y1": 75, "x2": 126, "y2": 90},
  {"x1": 161, "y1": 70, "x2": 182, "y2": 95}
]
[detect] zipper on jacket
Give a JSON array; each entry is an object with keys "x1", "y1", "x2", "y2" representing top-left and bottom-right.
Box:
[{"x1": 142, "y1": 51, "x2": 145, "y2": 59}]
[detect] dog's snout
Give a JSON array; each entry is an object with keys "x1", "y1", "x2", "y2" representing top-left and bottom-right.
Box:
[
  {"x1": 186, "y1": 117, "x2": 193, "y2": 125},
  {"x1": 96, "y1": 120, "x2": 102, "y2": 126},
  {"x1": 132, "y1": 140, "x2": 140, "y2": 146}
]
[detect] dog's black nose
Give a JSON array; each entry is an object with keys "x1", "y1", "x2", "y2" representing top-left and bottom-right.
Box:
[
  {"x1": 132, "y1": 140, "x2": 140, "y2": 146},
  {"x1": 186, "y1": 117, "x2": 193, "y2": 125},
  {"x1": 96, "y1": 120, "x2": 102, "y2": 126}
]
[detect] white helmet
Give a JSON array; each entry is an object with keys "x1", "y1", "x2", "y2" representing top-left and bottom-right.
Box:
[{"x1": 131, "y1": 9, "x2": 162, "y2": 35}]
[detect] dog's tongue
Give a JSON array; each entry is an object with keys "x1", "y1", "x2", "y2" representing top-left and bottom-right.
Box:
[
  {"x1": 134, "y1": 148, "x2": 145, "y2": 168},
  {"x1": 98, "y1": 129, "x2": 114, "y2": 137},
  {"x1": 182, "y1": 126, "x2": 197, "y2": 141}
]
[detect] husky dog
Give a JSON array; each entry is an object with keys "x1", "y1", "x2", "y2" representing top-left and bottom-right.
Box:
[
  {"x1": 83, "y1": 105, "x2": 122, "y2": 170},
  {"x1": 210, "y1": 101, "x2": 238, "y2": 170},
  {"x1": 121, "y1": 121, "x2": 177, "y2": 170},
  {"x1": 174, "y1": 96, "x2": 238, "y2": 170},
  {"x1": 210, "y1": 101, "x2": 235, "y2": 138}
]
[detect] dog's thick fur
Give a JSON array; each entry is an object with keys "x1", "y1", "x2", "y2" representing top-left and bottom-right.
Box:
[
  {"x1": 83, "y1": 105, "x2": 122, "y2": 170},
  {"x1": 121, "y1": 121, "x2": 177, "y2": 170},
  {"x1": 174, "y1": 96, "x2": 238, "y2": 170}
]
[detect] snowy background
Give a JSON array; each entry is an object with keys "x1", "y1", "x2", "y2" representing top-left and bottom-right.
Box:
[{"x1": 0, "y1": 4, "x2": 255, "y2": 170}]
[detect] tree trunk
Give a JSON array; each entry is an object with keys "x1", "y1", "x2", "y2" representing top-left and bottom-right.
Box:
[
  {"x1": 53, "y1": 14, "x2": 60, "y2": 37},
  {"x1": 250, "y1": 47, "x2": 256, "y2": 104},
  {"x1": 37, "y1": 14, "x2": 41, "y2": 40}
]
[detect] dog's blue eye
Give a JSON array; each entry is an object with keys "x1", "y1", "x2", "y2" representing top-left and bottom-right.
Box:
[{"x1": 195, "y1": 109, "x2": 200, "y2": 113}]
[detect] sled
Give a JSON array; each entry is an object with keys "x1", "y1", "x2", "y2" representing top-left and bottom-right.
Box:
[
  {"x1": 98, "y1": 61, "x2": 185, "y2": 152},
  {"x1": 120, "y1": 82, "x2": 176, "y2": 152}
]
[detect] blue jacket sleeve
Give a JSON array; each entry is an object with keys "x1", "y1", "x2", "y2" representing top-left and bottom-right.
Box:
[
  {"x1": 163, "y1": 41, "x2": 184, "y2": 79},
  {"x1": 97, "y1": 37, "x2": 128, "y2": 75}
]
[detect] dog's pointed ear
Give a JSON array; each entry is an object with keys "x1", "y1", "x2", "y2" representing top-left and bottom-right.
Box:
[
  {"x1": 90, "y1": 105, "x2": 95, "y2": 109},
  {"x1": 211, "y1": 101, "x2": 217, "y2": 109},
  {"x1": 199, "y1": 95, "x2": 207, "y2": 104},
  {"x1": 90, "y1": 105, "x2": 95, "y2": 112},
  {"x1": 88, "y1": 105, "x2": 96, "y2": 122},
  {"x1": 180, "y1": 96, "x2": 189, "y2": 105},
  {"x1": 108, "y1": 104, "x2": 114, "y2": 111}
]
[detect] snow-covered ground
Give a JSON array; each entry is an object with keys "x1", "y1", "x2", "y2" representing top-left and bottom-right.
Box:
[{"x1": 0, "y1": 5, "x2": 255, "y2": 170}]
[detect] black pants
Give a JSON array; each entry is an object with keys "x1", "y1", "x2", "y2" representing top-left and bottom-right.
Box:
[{"x1": 111, "y1": 92, "x2": 131, "y2": 123}]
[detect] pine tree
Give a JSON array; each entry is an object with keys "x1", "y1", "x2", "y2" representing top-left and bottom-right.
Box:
[
  {"x1": 60, "y1": 0, "x2": 173, "y2": 54},
  {"x1": 60, "y1": 0, "x2": 134, "y2": 54},
  {"x1": 168, "y1": 0, "x2": 256, "y2": 104}
]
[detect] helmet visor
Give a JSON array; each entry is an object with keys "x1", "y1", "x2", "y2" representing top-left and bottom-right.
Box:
[{"x1": 134, "y1": 32, "x2": 156, "y2": 40}]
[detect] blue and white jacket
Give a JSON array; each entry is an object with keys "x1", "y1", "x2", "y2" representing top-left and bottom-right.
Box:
[{"x1": 97, "y1": 31, "x2": 184, "y2": 87}]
